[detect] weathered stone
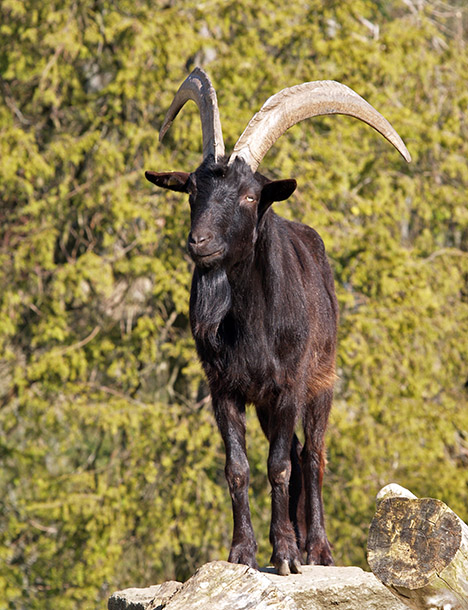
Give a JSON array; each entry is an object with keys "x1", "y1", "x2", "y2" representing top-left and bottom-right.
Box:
[
  {"x1": 264, "y1": 565, "x2": 408, "y2": 609},
  {"x1": 109, "y1": 561, "x2": 408, "y2": 610},
  {"x1": 159, "y1": 561, "x2": 298, "y2": 609},
  {"x1": 148, "y1": 581, "x2": 183, "y2": 610},
  {"x1": 108, "y1": 581, "x2": 181, "y2": 610}
]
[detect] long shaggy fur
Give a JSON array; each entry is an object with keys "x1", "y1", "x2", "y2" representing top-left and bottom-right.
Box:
[{"x1": 190, "y1": 266, "x2": 232, "y2": 351}]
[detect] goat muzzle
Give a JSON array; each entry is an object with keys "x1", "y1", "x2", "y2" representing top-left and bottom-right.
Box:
[{"x1": 188, "y1": 231, "x2": 225, "y2": 266}]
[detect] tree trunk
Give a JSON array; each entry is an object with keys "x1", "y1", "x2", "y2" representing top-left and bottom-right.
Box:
[{"x1": 367, "y1": 484, "x2": 468, "y2": 610}]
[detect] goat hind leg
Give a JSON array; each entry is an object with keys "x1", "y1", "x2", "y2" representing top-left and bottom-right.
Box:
[
  {"x1": 302, "y1": 388, "x2": 334, "y2": 566},
  {"x1": 289, "y1": 434, "x2": 306, "y2": 554}
]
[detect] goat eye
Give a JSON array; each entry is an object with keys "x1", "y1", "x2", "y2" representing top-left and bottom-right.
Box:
[{"x1": 244, "y1": 195, "x2": 256, "y2": 203}]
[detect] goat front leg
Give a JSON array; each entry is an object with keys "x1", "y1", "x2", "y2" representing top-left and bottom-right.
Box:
[
  {"x1": 213, "y1": 394, "x2": 258, "y2": 569},
  {"x1": 267, "y1": 401, "x2": 303, "y2": 575}
]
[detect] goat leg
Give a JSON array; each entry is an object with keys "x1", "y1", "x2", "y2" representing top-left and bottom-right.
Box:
[
  {"x1": 267, "y1": 402, "x2": 303, "y2": 575},
  {"x1": 213, "y1": 394, "x2": 259, "y2": 569},
  {"x1": 302, "y1": 389, "x2": 334, "y2": 566},
  {"x1": 289, "y1": 433, "x2": 307, "y2": 553}
]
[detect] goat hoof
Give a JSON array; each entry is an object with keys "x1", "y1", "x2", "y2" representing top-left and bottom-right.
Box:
[
  {"x1": 228, "y1": 546, "x2": 259, "y2": 570},
  {"x1": 291, "y1": 558, "x2": 302, "y2": 574},
  {"x1": 306, "y1": 542, "x2": 334, "y2": 566},
  {"x1": 277, "y1": 559, "x2": 290, "y2": 576},
  {"x1": 230, "y1": 557, "x2": 259, "y2": 570},
  {"x1": 275, "y1": 557, "x2": 302, "y2": 576}
]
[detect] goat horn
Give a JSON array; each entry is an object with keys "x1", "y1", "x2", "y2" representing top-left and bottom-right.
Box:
[
  {"x1": 159, "y1": 67, "x2": 225, "y2": 161},
  {"x1": 229, "y1": 80, "x2": 411, "y2": 171}
]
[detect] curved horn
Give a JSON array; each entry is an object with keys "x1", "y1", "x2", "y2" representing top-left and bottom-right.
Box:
[
  {"x1": 229, "y1": 80, "x2": 411, "y2": 171},
  {"x1": 159, "y1": 67, "x2": 225, "y2": 161}
]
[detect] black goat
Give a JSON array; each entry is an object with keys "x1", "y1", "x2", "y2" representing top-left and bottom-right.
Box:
[{"x1": 146, "y1": 68, "x2": 410, "y2": 575}]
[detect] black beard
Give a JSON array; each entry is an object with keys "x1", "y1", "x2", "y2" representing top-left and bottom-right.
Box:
[{"x1": 190, "y1": 266, "x2": 232, "y2": 351}]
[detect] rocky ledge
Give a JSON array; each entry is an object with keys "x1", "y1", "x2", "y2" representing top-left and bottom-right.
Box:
[{"x1": 108, "y1": 560, "x2": 406, "y2": 610}]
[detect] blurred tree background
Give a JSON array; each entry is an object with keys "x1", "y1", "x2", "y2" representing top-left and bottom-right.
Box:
[{"x1": 1, "y1": 0, "x2": 467, "y2": 607}]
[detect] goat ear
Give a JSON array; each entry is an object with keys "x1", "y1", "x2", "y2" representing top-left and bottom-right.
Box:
[
  {"x1": 145, "y1": 170, "x2": 190, "y2": 192},
  {"x1": 258, "y1": 179, "x2": 297, "y2": 217},
  {"x1": 261, "y1": 179, "x2": 297, "y2": 203}
]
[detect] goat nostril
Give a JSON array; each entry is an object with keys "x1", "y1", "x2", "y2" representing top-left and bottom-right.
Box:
[{"x1": 190, "y1": 231, "x2": 213, "y2": 246}]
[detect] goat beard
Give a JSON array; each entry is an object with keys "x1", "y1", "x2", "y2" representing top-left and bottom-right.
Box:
[{"x1": 191, "y1": 267, "x2": 232, "y2": 351}]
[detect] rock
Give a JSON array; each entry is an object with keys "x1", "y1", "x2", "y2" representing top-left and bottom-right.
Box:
[
  {"x1": 147, "y1": 581, "x2": 184, "y2": 610},
  {"x1": 264, "y1": 565, "x2": 408, "y2": 609},
  {"x1": 154, "y1": 561, "x2": 297, "y2": 609},
  {"x1": 108, "y1": 581, "x2": 181, "y2": 610},
  {"x1": 108, "y1": 561, "x2": 407, "y2": 610}
]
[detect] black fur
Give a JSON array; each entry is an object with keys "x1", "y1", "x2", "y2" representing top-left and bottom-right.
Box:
[{"x1": 147, "y1": 154, "x2": 338, "y2": 574}]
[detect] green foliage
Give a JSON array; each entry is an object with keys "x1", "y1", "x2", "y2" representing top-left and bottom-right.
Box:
[{"x1": 1, "y1": 1, "x2": 467, "y2": 607}]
